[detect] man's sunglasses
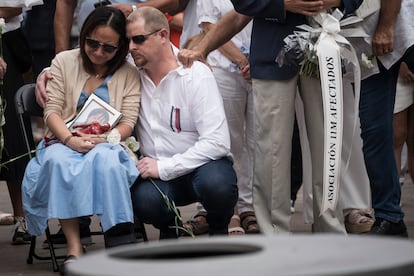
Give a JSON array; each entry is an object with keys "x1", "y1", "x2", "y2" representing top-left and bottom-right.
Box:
[
  {"x1": 85, "y1": 38, "x2": 118, "y2": 54},
  {"x1": 129, "y1": 29, "x2": 161, "y2": 45}
]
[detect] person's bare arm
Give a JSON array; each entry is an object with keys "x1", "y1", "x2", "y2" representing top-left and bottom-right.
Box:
[
  {"x1": 178, "y1": 10, "x2": 251, "y2": 68},
  {"x1": 54, "y1": 0, "x2": 77, "y2": 53},
  {"x1": 0, "y1": 7, "x2": 22, "y2": 20},
  {"x1": 200, "y1": 22, "x2": 249, "y2": 70},
  {"x1": 372, "y1": 0, "x2": 401, "y2": 57}
]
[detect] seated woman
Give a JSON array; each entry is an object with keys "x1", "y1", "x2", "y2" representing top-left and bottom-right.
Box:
[{"x1": 22, "y1": 6, "x2": 140, "y2": 263}]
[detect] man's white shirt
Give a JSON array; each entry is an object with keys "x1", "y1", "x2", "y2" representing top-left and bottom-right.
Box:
[{"x1": 136, "y1": 59, "x2": 231, "y2": 181}]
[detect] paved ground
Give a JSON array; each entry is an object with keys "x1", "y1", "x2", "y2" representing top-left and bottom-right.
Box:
[{"x1": 0, "y1": 174, "x2": 413, "y2": 275}]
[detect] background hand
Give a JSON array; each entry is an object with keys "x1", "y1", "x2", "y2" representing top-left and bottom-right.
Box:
[{"x1": 35, "y1": 69, "x2": 52, "y2": 108}]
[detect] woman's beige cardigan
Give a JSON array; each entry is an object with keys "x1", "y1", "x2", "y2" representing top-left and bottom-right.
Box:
[{"x1": 44, "y1": 48, "x2": 141, "y2": 138}]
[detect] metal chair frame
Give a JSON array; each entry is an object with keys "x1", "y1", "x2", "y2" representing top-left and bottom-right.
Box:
[{"x1": 15, "y1": 83, "x2": 64, "y2": 272}]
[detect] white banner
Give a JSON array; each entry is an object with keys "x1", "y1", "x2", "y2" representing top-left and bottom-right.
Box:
[{"x1": 317, "y1": 34, "x2": 343, "y2": 213}]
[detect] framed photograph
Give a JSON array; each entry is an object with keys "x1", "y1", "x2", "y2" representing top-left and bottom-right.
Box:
[{"x1": 66, "y1": 94, "x2": 122, "y2": 131}]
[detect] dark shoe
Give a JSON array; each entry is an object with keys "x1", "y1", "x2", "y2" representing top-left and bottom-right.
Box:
[
  {"x1": 42, "y1": 226, "x2": 92, "y2": 249},
  {"x1": 369, "y1": 218, "x2": 408, "y2": 238},
  {"x1": 12, "y1": 217, "x2": 31, "y2": 245},
  {"x1": 104, "y1": 222, "x2": 137, "y2": 248},
  {"x1": 159, "y1": 227, "x2": 179, "y2": 240}
]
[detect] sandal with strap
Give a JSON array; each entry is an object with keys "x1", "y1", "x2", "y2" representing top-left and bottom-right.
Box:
[
  {"x1": 181, "y1": 211, "x2": 209, "y2": 236},
  {"x1": 228, "y1": 215, "x2": 245, "y2": 236},
  {"x1": 239, "y1": 211, "x2": 260, "y2": 234},
  {"x1": 344, "y1": 208, "x2": 375, "y2": 234}
]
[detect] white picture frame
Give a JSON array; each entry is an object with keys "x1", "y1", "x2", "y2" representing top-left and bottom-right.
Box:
[{"x1": 66, "y1": 94, "x2": 122, "y2": 131}]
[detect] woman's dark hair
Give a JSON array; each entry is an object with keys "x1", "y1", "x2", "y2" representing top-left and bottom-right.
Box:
[{"x1": 79, "y1": 6, "x2": 128, "y2": 77}]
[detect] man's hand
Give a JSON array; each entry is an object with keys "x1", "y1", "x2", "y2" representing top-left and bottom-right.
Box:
[
  {"x1": 177, "y1": 48, "x2": 207, "y2": 68},
  {"x1": 371, "y1": 24, "x2": 394, "y2": 57},
  {"x1": 284, "y1": 0, "x2": 324, "y2": 16},
  {"x1": 35, "y1": 69, "x2": 52, "y2": 108},
  {"x1": 240, "y1": 64, "x2": 251, "y2": 83},
  {"x1": 137, "y1": 156, "x2": 160, "y2": 179}
]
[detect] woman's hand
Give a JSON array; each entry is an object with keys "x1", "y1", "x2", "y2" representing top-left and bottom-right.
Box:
[{"x1": 65, "y1": 133, "x2": 96, "y2": 153}]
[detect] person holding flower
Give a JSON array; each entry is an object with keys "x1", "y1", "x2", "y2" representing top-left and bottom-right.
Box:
[
  {"x1": 178, "y1": 0, "x2": 364, "y2": 235},
  {"x1": 22, "y1": 6, "x2": 140, "y2": 263},
  {"x1": 127, "y1": 6, "x2": 238, "y2": 238}
]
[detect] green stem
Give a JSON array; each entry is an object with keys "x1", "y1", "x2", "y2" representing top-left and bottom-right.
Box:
[
  {"x1": 148, "y1": 177, "x2": 195, "y2": 238},
  {"x1": 0, "y1": 148, "x2": 43, "y2": 169}
]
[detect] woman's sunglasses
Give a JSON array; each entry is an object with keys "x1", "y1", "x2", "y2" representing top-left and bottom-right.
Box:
[
  {"x1": 85, "y1": 38, "x2": 118, "y2": 54},
  {"x1": 129, "y1": 29, "x2": 161, "y2": 45}
]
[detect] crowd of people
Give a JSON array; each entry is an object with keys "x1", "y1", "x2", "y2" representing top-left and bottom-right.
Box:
[{"x1": 0, "y1": 0, "x2": 413, "y2": 271}]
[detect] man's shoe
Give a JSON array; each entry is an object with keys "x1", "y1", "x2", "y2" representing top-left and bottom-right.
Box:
[
  {"x1": 12, "y1": 217, "x2": 31, "y2": 245},
  {"x1": 42, "y1": 226, "x2": 92, "y2": 249},
  {"x1": 159, "y1": 227, "x2": 179, "y2": 240},
  {"x1": 369, "y1": 218, "x2": 408, "y2": 238},
  {"x1": 104, "y1": 222, "x2": 137, "y2": 248}
]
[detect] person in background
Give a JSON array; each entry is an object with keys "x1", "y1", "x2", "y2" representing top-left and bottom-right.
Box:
[
  {"x1": 179, "y1": 0, "x2": 363, "y2": 235},
  {"x1": 193, "y1": 0, "x2": 258, "y2": 235},
  {"x1": 127, "y1": 6, "x2": 238, "y2": 238},
  {"x1": 0, "y1": 57, "x2": 15, "y2": 226},
  {"x1": 23, "y1": 0, "x2": 56, "y2": 143},
  {"x1": 164, "y1": 12, "x2": 183, "y2": 48},
  {"x1": 393, "y1": 55, "x2": 414, "y2": 190},
  {"x1": 22, "y1": 7, "x2": 141, "y2": 265},
  {"x1": 356, "y1": 0, "x2": 413, "y2": 237},
  {"x1": 0, "y1": 0, "x2": 43, "y2": 244}
]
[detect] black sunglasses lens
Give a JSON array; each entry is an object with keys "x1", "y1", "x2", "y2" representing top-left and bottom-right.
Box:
[
  {"x1": 132, "y1": 35, "x2": 146, "y2": 44},
  {"x1": 86, "y1": 38, "x2": 117, "y2": 53},
  {"x1": 102, "y1": 45, "x2": 117, "y2": 53},
  {"x1": 86, "y1": 38, "x2": 100, "y2": 49}
]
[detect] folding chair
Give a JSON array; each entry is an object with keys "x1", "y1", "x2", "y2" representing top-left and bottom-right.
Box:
[
  {"x1": 15, "y1": 83, "x2": 148, "y2": 272},
  {"x1": 15, "y1": 83, "x2": 65, "y2": 272}
]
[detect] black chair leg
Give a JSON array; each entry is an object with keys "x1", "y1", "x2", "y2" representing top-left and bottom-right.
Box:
[{"x1": 26, "y1": 225, "x2": 65, "y2": 272}]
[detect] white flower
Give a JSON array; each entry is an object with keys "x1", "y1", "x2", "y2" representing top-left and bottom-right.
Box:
[
  {"x1": 0, "y1": 18, "x2": 5, "y2": 31},
  {"x1": 125, "y1": 136, "x2": 140, "y2": 152},
  {"x1": 106, "y1": 128, "x2": 121, "y2": 145},
  {"x1": 361, "y1": 53, "x2": 374, "y2": 69}
]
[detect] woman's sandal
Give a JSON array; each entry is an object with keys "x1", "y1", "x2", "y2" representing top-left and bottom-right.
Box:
[
  {"x1": 239, "y1": 211, "x2": 260, "y2": 234},
  {"x1": 228, "y1": 215, "x2": 245, "y2": 236},
  {"x1": 344, "y1": 208, "x2": 375, "y2": 234},
  {"x1": 182, "y1": 211, "x2": 209, "y2": 236},
  {"x1": 0, "y1": 212, "x2": 14, "y2": 225}
]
